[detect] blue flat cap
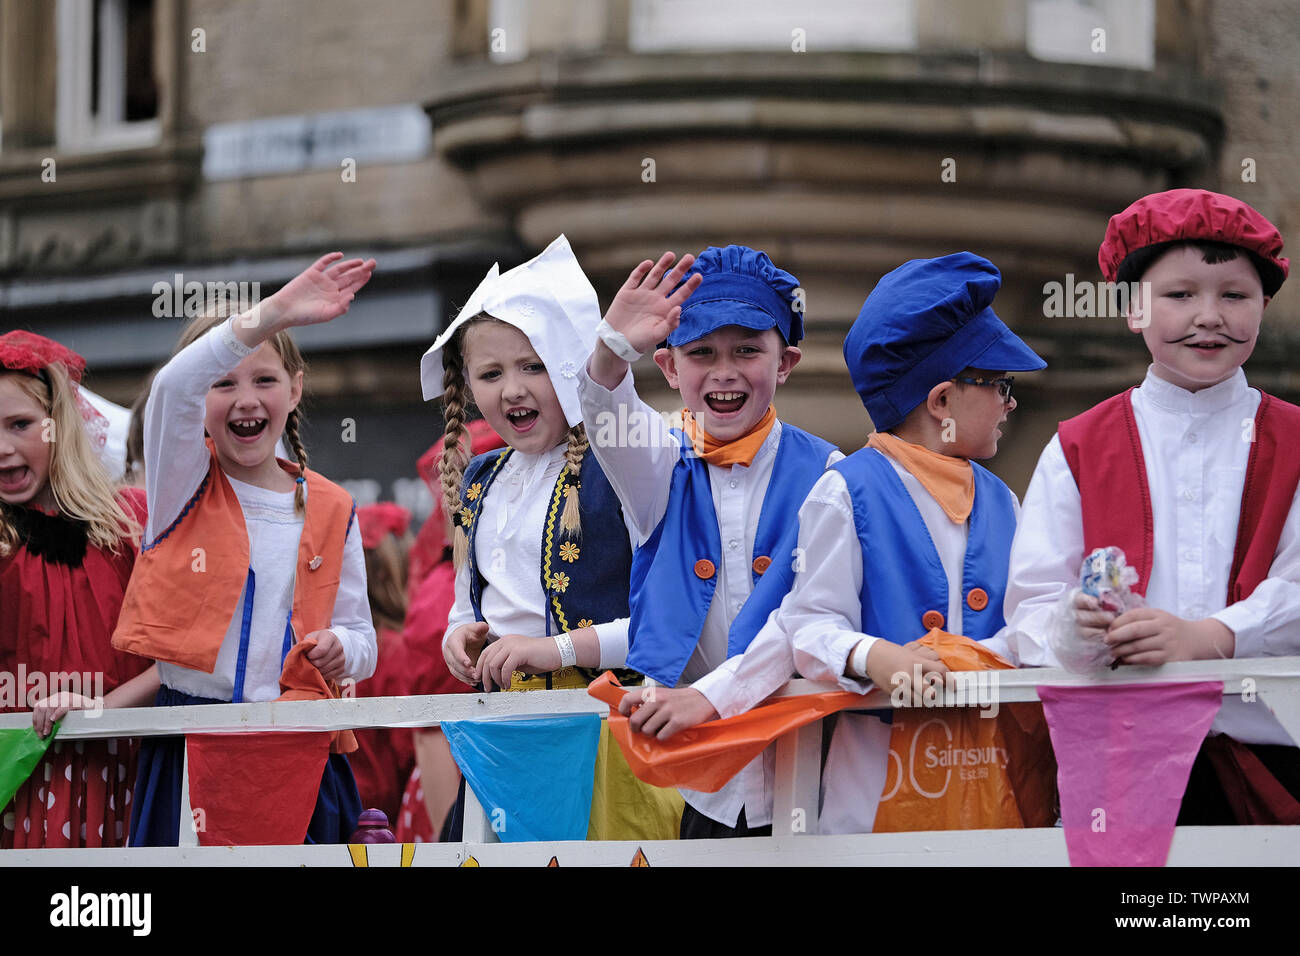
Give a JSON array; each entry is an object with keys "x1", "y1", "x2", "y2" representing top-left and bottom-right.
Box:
[
  {"x1": 845, "y1": 252, "x2": 1046, "y2": 431},
  {"x1": 669, "y1": 245, "x2": 804, "y2": 347}
]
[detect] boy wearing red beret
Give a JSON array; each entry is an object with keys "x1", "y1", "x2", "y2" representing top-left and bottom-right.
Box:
[{"x1": 1005, "y1": 188, "x2": 1300, "y2": 823}]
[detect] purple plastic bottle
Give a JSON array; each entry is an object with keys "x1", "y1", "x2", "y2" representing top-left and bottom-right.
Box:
[{"x1": 350, "y1": 808, "x2": 396, "y2": 844}]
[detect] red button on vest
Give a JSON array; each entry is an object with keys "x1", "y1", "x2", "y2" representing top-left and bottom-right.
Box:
[
  {"x1": 752, "y1": 556, "x2": 772, "y2": 575},
  {"x1": 921, "y1": 610, "x2": 944, "y2": 630},
  {"x1": 966, "y1": 587, "x2": 989, "y2": 611},
  {"x1": 694, "y1": 559, "x2": 716, "y2": 580}
]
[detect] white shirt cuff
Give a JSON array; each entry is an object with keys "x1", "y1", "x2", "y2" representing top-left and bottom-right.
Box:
[
  {"x1": 592, "y1": 620, "x2": 629, "y2": 670},
  {"x1": 218, "y1": 315, "x2": 258, "y2": 359}
]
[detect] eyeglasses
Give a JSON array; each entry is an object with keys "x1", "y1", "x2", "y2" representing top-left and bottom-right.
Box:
[{"x1": 951, "y1": 374, "x2": 1015, "y2": 402}]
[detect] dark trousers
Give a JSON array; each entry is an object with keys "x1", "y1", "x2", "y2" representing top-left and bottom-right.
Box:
[
  {"x1": 1177, "y1": 739, "x2": 1300, "y2": 826},
  {"x1": 679, "y1": 803, "x2": 773, "y2": 839}
]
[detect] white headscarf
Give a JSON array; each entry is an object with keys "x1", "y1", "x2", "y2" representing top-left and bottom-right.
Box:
[{"x1": 419, "y1": 235, "x2": 600, "y2": 428}]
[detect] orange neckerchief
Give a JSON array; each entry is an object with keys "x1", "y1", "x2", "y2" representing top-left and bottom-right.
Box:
[
  {"x1": 867, "y1": 431, "x2": 974, "y2": 524},
  {"x1": 682, "y1": 405, "x2": 777, "y2": 468}
]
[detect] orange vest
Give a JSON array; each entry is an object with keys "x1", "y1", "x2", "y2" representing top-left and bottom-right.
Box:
[{"x1": 113, "y1": 441, "x2": 356, "y2": 675}]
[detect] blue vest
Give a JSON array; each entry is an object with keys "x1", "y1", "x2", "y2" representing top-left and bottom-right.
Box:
[
  {"x1": 627, "y1": 423, "x2": 836, "y2": 687},
  {"x1": 833, "y1": 447, "x2": 1016, "y2": 643},
  {"x1": 459, "y1": 449, "x2": 633, "y2": 655}
]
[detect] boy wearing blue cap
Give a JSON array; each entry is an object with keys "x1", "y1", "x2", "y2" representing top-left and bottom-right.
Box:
[
  {"x1": 623, "y1": 252, "x2": 1046, "y2": 834},
  {"x1": 579, "y1": 247, "x2": 841, "y2": 839}
]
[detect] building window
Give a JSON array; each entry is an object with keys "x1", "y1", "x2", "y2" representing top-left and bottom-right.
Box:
[
  {"x1": 1027, "y1": 0, "x2": 1154, "y2": 70},
  {"x1": 57, "y1": 0, "x2": 160, "y2": 150},
  {"x1": 629, "y1": 0, "x2": 917, "y2": 53}
]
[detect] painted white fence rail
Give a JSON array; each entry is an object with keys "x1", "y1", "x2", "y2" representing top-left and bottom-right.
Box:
[{"x1": 3, "y1": 657, "x2": 1300, "y2": 866}]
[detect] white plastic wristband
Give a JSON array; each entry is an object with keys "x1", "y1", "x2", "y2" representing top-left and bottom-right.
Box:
[
  {"x1": 554, "y1": 632, "x2": 578, "y2": 668},
  {"x1": 596, "y1": 319, "x2": 644, "y2": 362}
]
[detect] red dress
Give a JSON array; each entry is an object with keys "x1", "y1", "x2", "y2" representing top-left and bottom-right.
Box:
[
  {"x1": 394, "y1": 559, "x2": 465, "y2": 842},
  {"x1": 1, "y1": 490, "x2": 150, "y2": 849},
  {"x1": 348, "y1": 626, "x2": 416, "y2": 825}
]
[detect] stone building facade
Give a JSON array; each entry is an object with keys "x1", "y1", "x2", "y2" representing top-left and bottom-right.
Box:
[{"x1": 1, "y1": 0, "x2": 1296, "y2": 514}]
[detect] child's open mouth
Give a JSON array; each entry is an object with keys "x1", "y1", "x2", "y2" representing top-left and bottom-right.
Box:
[
  {"x1": 0, "y1": 465, "x2": 31, "y2": 494},
  {"x1": 506, "y1": 408, "x2": 539, "y2": 432},
  {"x1": 704, "y1": 391, "x2": 747, "y2": 415},
  {"x1": 228, "y1": 418, "x2": 268, "y2": 441}
]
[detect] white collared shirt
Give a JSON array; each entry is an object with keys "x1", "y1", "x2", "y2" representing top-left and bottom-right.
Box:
[
  {"x1": 145, "y1": 319, "x2": 376, "y2": 701},
  {"x1": 444, "y1": 443, "x2": 635, "y2": 665},
  {"x1": 693, "y1": 450, "x2": 1014, "y2": 833},
  {"x1": 577, "y1": 364, "x2": 841, "y2": 827},
  {"x1": 1004, "y1": 367, "x2": 1300, "y2": 746}
]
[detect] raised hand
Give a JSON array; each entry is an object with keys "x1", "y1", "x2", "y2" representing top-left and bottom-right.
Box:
[
  {"x1": 604, "y1": 252, "x2": 703, "y2": 355},
  {"x1": 254, "y1": 253, "x2": 376, "y2": 333}
]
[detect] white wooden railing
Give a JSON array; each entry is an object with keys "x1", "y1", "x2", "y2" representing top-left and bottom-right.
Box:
[{"x1": 4, "y1": 658, "x2": 1300, "y2": 866}]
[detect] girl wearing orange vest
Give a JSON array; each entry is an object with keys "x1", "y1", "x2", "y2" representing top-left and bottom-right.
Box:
[
  {"x1": 112, "y1": 253, "x2": 379, "y2": 846},
  {"x1": 1, "y1": 332, "x2": 156, "y2": 848}
]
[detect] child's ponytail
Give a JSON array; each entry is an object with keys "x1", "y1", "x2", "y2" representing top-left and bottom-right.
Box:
[
  {"x1": 439, "y1": 332, "x2": 472, "y2": 570},
  {"x1": 560, "y1": 424, "x2": 588, "y2": 539}
]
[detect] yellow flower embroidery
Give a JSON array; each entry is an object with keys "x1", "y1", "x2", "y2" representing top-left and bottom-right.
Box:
[
  {"x1": 577, "y1": 619, "x2": 593, "y2": 629},
  {"x1": 466, "y1": 482, "x2": 482, "y2": 502},
  {"x1": 559, "y1": 542, "x2": 580, "y2": 563},
  {"x1": 551, "y1": 572, "x2": 571, "y2": 593},
  {"x1": 564, "y1": 483, "x2": 580, "y2": 497},
  {"x1": 459, "y1": 508, "x2": 474, "y2": 526}
]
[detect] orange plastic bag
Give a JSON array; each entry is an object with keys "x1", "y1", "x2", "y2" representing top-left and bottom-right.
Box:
[
  {"x1": 871, "y1": 631, "x2": 1057, "y2": 831},
  {"x1": 587, "y1": 671, "x2": 861, "y2": 793}
]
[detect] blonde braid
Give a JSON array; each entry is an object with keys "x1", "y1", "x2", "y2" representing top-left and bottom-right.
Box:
[
  {"x1": 439, "y1": 339, "x2": 473, "y2": 569},
  {"x1": 559, "y1": 423, "x2": 587, "y2": 538},
  {"x1": 284, "y1": 408, "x2": 308, "y2": 516}
]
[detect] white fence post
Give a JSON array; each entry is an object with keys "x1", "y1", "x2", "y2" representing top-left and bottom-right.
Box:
[
  {"x1": 461, "y1": 783, "x2": 499, "y2": 844},
  {"x1": 178, "y1": 741, "x2": 199, "y2": 848},
  {"x1": 773, "y1": 720, "x2": 822, "y2": 836}
]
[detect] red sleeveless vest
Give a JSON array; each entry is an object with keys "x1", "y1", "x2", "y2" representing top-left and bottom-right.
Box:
[{"x1": 1058, "y1": 388, "x2": 1300, "y2": 601}]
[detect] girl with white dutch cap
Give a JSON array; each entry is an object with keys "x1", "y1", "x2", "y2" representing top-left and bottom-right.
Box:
[{"x1": 421, "y1": 235, "x2": 682, "y2": 839}]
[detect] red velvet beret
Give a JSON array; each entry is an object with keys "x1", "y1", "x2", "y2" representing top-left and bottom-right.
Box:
[
  {"x1": 0, "y1": 330, "x2": 87, "y2": 382},
  {"x1": 1099, "y1": 189, "x2": 1288, "y2": 293}
]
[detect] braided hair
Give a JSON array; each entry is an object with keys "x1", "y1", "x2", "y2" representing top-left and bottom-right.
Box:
[
  {"x1": 438, "y1": 314, "x2": 588, "y2": 565},
  {"x1": 439, "y1": 322, "x2": 474, "y2": 570},
  {"x1": 559, "y1": 424, "x2": 588, "y2": 538}
]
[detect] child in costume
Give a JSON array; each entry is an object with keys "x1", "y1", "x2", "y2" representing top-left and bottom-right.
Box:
[
  {"x1": 349, "y1": 502, "x2": 416, "y2": 827},
  {"x1": 395, "y1": 421, "x2": 505, "y2": 842},
  {"x1": 1003, "y1": 188, "x2": 1300, "y2": 824},
  {"x1": 0, "y1": 331, "x2": 156, "y2": 848},
  {"x1": 625, "y1": 252, "x2": 1047, "y2": 835},
  {"x1": 580, "y1": 245, "x2": 841, "y2": 838},
  {"x1": 424, "y1": 235, "x2": 682, "y2": 841},
  {"x1": 112, "y1": 253, "x2": 378, "y2": 846}
]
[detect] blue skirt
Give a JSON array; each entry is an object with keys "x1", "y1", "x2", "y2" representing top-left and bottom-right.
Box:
[{"x1": 128, "y1": 686, "x2": 362, "y2": 847}]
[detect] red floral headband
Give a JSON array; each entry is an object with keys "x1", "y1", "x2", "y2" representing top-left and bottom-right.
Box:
[
  {"x1": 0, "y1": 330, "x2": 109, "y2": 452},
  {"x1": 0, "y1": 330, "x2": 87, "y2": 382}
]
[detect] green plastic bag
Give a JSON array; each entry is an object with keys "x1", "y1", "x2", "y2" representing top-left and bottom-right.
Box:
[{"x1": 0, "y1": 724, "x2": 58, "y2": 809}]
